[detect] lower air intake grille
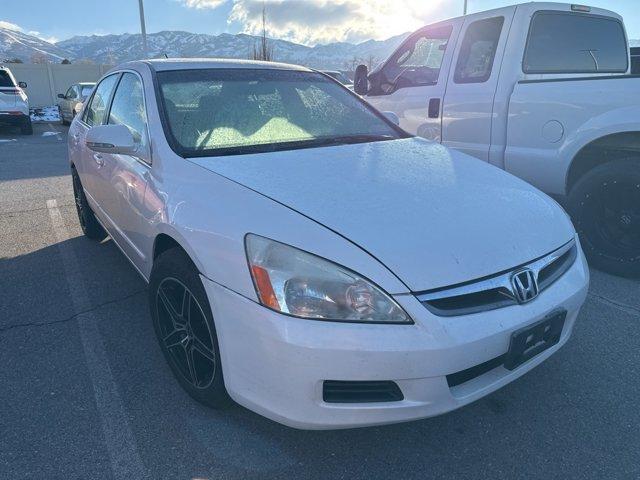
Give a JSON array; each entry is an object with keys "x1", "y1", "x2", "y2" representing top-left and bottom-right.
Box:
[{"x1": 322, "y1": 380, "x2": 404, "y2": 403}]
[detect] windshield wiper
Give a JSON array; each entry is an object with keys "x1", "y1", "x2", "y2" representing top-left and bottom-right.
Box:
[{"x1": 321, "y1": 134, "x2": 396, "y2": 146}]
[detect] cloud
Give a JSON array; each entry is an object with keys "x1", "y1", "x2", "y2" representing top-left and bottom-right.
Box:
[
  {"x1": 179, "y1": 0, "x2": 227, "y2": 8},
  {"x1": 0, "y1": 21, "x2": 58, "y2": 44},
  {"x1": 227, "y1": 0, "x2": 445, "y2": 45}
]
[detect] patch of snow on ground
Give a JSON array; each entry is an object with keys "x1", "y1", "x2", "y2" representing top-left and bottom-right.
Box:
[{"x1": 30, "y1": 106, "x2": 61, "y2": 123}]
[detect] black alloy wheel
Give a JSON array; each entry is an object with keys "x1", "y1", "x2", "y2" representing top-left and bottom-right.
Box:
[
  {"x1": 568, "y1": 158, "x2": 640, "y2": 277},
  {"x1": 149, "y1": 248, "x2": 231, "y2": 408}
]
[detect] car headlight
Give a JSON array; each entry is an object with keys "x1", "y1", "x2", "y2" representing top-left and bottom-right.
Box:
[{"x1": 245, "y1": 234, "x2": 411, "y2": 323}]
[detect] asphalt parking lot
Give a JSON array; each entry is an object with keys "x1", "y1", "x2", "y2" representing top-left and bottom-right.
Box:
[{"x1": 1, "y1": 122, "x2": 639, "y2": 480}]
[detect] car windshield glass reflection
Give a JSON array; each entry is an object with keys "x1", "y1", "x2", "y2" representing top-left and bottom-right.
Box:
[{"x1": 157, "y1": 69, "x2": 402, "y2": 156}]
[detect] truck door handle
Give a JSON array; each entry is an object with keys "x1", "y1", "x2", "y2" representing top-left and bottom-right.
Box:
[
  {"x1": 93, "y1": 153, "x2": 104, "y2": 167},
  {"x1": 428, "y1": 98, "x2": 441, "y2": 118}
]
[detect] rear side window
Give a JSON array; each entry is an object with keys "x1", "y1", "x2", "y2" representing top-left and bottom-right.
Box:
[
  {"x1": 523, "y1": 12, "x2": 628, "y2": 74},
  {"x1": 0, "y1": 70, "x2": 14, "y2": 88},
  {"x1": 454, "y1": 17, "x2": 504, "y2": 84},
  {"x1": 83, "y1": 74, "x2": 119, "y2": 126}
]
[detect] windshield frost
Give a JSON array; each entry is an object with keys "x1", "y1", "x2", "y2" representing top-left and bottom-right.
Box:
[{"x1": 157, "y1": 69, "x2": 400, "y2": 155}]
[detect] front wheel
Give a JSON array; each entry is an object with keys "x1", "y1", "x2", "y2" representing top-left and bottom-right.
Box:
[
  {"x1": 568, "y1": 158, "x2": 640, "y2": 277},
  {"x1": 149, "y1": 248, "x2": 231, "y2": 408},
  {"x1": 71, "y1": 167, "x2": 106, "y2": 240}
]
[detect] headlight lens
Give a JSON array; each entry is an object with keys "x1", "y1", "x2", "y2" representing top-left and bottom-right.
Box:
[{"x1": 245, "y1": 234, "x2": 411, "y2": 323}]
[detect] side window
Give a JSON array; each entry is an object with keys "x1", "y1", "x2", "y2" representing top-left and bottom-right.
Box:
[
  {"x1": 378, "y1": 25, "x2": 452, "y2": 93},
  {"x1": 108, "y1": 72, "x2": 149, "y2": 156},
  {"x1": 83, "y1": 74, "x2": 119, "y2": 126},
  {"x1": 65, "y1": 86, "x2": 76, "y2": 99},
  {"x1": 523, "y1": 12, "x2": 628, "y2": 74},
  {"x1": 454, "y1": 16, "x2": 504, "y2": 84}
]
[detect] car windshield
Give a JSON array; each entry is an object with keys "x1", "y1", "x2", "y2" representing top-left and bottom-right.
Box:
[
  {"x1": 80, "y1": 85, "x2": 94, "y2": 98},
  {"x1": 157, "y1": 68, "x2": 403, "y2": 157},
  {"x1": 0, "y1": 70, "x2": 14, "y2": 88}
]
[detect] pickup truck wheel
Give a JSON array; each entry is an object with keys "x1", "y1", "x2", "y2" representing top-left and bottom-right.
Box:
[
  {"x1": 568, "y1": 159, "x2": 640, "y2": 277},
  {"x1": 149, "y1": 248, "x2": 231, "y2": 408},
  {"x1": 71, "y1": 168, "x2": 106, "y2": 240}
]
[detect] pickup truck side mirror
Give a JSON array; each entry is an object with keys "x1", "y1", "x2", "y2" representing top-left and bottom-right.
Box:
[
  {"x1": 18, "y1": 81, "x2": 27, "y2": 89},
  {"x1": 57, "y1": 93, "x2": 66, "y2": 99},
  {"x1": 86, "y1": 124, "x2": 137, "y2": 155},
  {"x1": 354, "y1": 64, "x2": 369, "y2": 95}
]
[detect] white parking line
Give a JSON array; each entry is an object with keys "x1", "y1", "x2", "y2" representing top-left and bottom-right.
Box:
[{"x1": 46, "y1": 199, "x2": 148, "y2": 480}]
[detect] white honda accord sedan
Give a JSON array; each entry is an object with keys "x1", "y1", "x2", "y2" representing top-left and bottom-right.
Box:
[{"x1": 68, "y1": 59, "x2": 589, "y2": 430}]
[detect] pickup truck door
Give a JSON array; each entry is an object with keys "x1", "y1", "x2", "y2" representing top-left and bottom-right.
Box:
[
  {"x1": 441, "y1": 11, "x2": 513, "y2": 161},
  {"x1": 364, "y1": 22, "x2": 460, "y2": 141},
  {"x1": 96, "y1": 71, "x2": 154, "y2": 275}
]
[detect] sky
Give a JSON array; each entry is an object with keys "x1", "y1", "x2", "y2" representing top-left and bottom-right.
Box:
[{"x1": 1, "y1": 0, "x2": 640, "y2": 45}]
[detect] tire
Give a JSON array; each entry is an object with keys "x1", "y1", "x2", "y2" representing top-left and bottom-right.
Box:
[
  {"x1": 567, "y1": 158, "x2": 640, "y2": 277},
  {"x1": 149, "y1": 247, "x2": 231, "y2": 408},
  {"x1": 21, "y1": 118, "x2": 33, "y2": 135},
  {"x1": 71, "y1": 167, "x2": 106, "y2": 240}
]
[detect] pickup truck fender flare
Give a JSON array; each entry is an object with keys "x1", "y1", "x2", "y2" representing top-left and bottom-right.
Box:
[{"x1": 561, "y1": 106, "x2": 640, "y2": 192}]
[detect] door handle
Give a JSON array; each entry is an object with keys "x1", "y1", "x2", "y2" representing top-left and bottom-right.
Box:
[
  {"x1": 93, "y1": 153, "x2": 105, "y2": 167},
  {"x1": 428, "y1": 98, "x2": 441, "y2": 119}
]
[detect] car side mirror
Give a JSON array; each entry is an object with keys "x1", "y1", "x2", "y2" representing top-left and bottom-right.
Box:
[
  {"x1": 382, "y1": 111, "x2": 400, "y2": 126},
  {"x1": 86, "y1": 124, "x2": 137, "y2": 155},
  {"x1": 354, "y1": 64, "x2": 369, "y2": 95},
  {"x1": 18, "y1": 81, "x2": 27, "y2": 89},
  {"x1": 58, "y1": 93, "x2": 65, "y2": 99}
]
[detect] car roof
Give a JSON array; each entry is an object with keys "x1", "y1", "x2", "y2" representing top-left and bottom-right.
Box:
[{"x1": 125, "y1": 58, "x2": 313, "y2": 73}]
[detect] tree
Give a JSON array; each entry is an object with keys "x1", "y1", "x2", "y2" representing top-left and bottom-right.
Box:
[
  {"x1": 61, "y1": 58, "x2": 71, "y2": 64},
  {"x1": 250, "y1": 2, "x2": 274, "y2": 62},
  {"x1": 3, "y1": 58, "x2": 23, "y2": 63}
]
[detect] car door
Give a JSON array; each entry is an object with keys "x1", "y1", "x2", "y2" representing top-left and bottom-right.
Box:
[
  {"x1": 364, "y1": 21, "x2": 460, "y2": 141},
  {"x1": 441, "y1": 11, "x2": 513, "y2": 161},
  {"x1": 97, "y1": 71, "x2": 154, "y2": 274},
  {"x1": 74, "y1": 73, "x2": 120, "y2": 209}
]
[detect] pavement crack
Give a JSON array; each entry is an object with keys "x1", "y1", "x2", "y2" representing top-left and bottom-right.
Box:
[
  {"x1": 1, "y1": 203, "x2": 74, "y2": 215},
  {"x1": 588, "y1": 292, "x2": 640, "y2": 317},
  {"x1": 0, "y1": 289, "x2": 147, "y2": 335}
]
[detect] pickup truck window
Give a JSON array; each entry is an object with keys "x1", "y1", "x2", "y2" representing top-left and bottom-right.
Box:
[
  {"x1": 378, "y1": 25, "x2": 452, "y2": 93},
  {"x1": 523, "y1": 12, "x2": 628, "y2": 74},
  {"x1": 454, "y1": 16, "x2": 504, "y2": 84}
]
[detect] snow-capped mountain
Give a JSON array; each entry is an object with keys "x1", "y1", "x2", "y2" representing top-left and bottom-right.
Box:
[
  {"x1": 3, "y1": 24, "x2": 640, "y2": 70},
  {"x1": 56, "y1": 30, "x2": 408, "y2": 70},
  {"x1": 0, "y1": 27, "x2": 69, "y2": 63}
]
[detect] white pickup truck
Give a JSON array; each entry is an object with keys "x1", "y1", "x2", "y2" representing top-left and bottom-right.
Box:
[{"x1": 355, "y1": 2, "x2": 640, "y2": 277}]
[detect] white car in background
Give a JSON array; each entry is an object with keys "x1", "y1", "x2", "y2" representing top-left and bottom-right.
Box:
[
  {"x1": 0, "y1": 66, "x2": 32, "y2": 135},
  {"x1": 58, "y1": 82, "x2": 95, "y2": 125},
  {"x1": 68, "y1": 59, "x2": 589, "y2": 429}
]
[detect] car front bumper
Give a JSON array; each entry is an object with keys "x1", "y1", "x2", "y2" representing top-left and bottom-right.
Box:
[{"x1": 203, "y1": 244, "x2": 589, "y2": 430}]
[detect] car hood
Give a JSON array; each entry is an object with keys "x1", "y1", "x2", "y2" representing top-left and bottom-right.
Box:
[{"x1": 192, "y1": 138, "x2": 575, "y2": 292}]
